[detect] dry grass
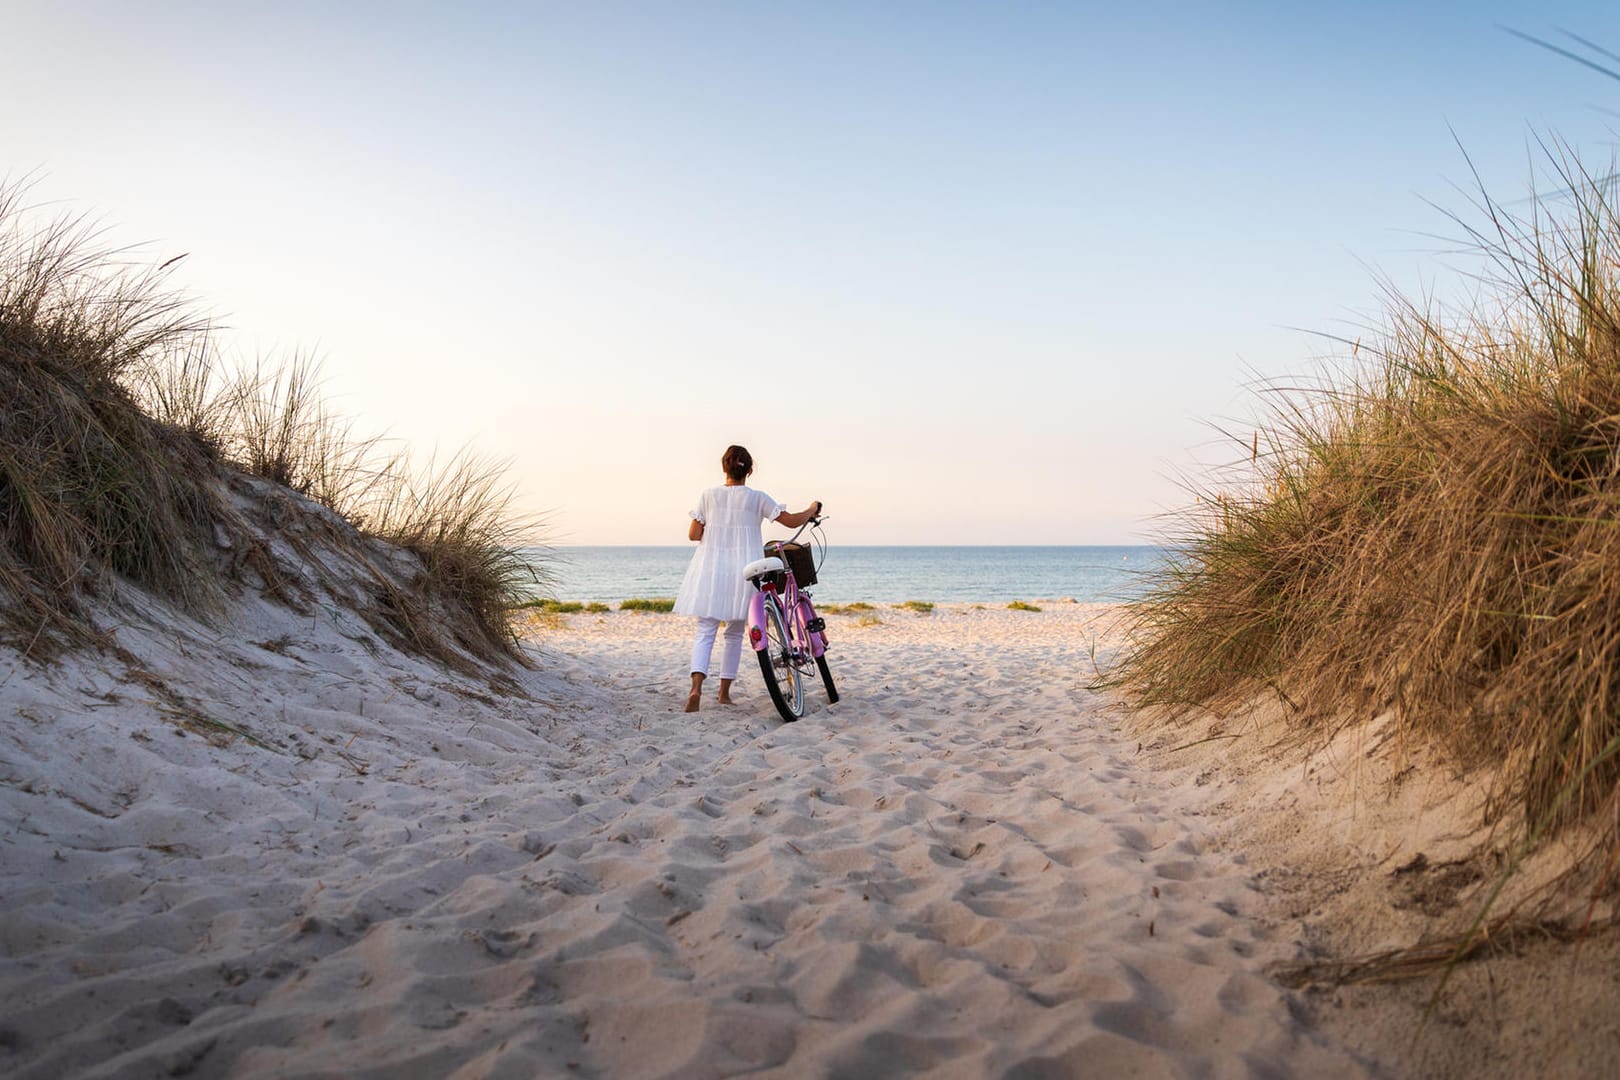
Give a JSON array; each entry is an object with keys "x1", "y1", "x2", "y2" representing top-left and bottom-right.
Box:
[
  {"x1": 0, "y1": 185, "x2": 221, "y2": 647},
  {"x1": 1270, "y1": 913, "x2": 1599, "y2": 989},
  {"x1": 359, "y1": 450, "x2": 541, "y2": 662},
  {"x1": 1118, "y1": 151, "x2": 1620, "y2": 852},
  {"x1": 0, "y1": 182, "x2": 544, "y2": 664},
  {"x1": 619, "y1": 598, "x2": 675, "y2": 612}
]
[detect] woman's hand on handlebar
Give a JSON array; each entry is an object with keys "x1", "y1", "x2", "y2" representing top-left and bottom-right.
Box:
[{"x1": 775, "y1": 502, "x2": 822, "y2": 530}]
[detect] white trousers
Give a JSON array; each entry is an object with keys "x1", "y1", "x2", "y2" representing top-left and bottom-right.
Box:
[{"x1": 690, "y1": 617, "x2": 746, "y2": 679}]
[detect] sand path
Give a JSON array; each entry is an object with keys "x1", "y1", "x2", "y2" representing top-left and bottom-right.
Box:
[{"x1": 1, "y1": 603, "x2": 1366, "y2": 1077}]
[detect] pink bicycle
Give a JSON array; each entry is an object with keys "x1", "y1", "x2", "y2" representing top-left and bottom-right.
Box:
[{"x1": 743, "y1": 513, "x2": 838, "y2": 722}]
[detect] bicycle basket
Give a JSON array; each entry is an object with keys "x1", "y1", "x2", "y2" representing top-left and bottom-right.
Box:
[{"x1": 768, "y1": 541, "x2": 817, "y2": 587}]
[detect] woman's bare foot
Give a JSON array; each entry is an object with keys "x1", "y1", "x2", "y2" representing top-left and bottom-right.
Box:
[
  {"x1": 717, "y1": 677, "x2": 734, "y2": 705},
  {"x1": 685, "y1": 672, "x2": 704, "y2": 713}
]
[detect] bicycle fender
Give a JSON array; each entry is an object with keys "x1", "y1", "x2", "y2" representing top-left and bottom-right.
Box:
[{"x1": 746, "y1": 591, "x2": 769, "y2": 651}]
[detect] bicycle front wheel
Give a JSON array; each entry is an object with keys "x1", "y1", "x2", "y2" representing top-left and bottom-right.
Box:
[{"x1": 757, "y1": 599, "x2": 804, "y2": 722}]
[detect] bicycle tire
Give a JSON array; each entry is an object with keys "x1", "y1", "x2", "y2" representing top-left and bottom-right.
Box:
[
  {"x1": 816, "y1": 654, "x2": 839, "y2": 704},
  {"x1": 756, "y1": 599, "x2": 804, "y2": 722}
]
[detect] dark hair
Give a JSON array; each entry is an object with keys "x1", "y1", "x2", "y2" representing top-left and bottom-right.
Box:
[{"x1": 721, "y1": 445, "x2": 753, "y2": 483}]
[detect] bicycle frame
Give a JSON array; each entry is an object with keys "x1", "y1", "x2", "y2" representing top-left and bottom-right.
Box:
[{"x1": 745, "y1": 520, "x2": 827, "y2": 660}]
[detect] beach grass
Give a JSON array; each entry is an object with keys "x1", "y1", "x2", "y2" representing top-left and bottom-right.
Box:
[
  {"x1": 355, "y1": 448, "x2": 540, "y2": 662},
  {"x1": 1007, "y1": 600, "x2": 1042, "y2": 612},
  {"x1": 620, "y1": 598, "x2": 675, "y2": 612},
  {"x1": 516, "y1": 599, "x2": 585, "y2": 613},
  {"x1": 895, "y1": 600, "x2": 934, "y2": 614},
  {"x1": 821, "y1": 602, "x2": 876, "y2": 614},
  {"x1": 1117, "y1": 150, "x2": 1620, "y2": 850},
  {"x1": 512, "y1": 599, "x2": 612, "y2": 615},
  {"x1": 0, "y1": 181, "x2": 543, "y2": 662}
]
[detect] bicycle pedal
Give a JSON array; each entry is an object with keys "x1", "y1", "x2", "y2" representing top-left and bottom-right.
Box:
[{"x1": 805, "y1": 617, "x2": 825, "y2": 634}]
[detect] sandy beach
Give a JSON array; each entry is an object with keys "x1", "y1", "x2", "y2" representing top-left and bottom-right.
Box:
[
  {"x1": 0, "y1": 575, "x2": 1354, "y2": 1078},
  {"x1": 5, "y1": 566, "x2": 1618, "y2": 1077}
]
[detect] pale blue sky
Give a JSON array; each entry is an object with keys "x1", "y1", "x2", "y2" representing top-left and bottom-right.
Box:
[{"x1": 7, "y1": 2, "x2": 1619, "y2": 543}]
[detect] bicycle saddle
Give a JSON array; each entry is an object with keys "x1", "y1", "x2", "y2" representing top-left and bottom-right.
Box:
[{"x1": 742, "y1": 556, "x2": 785, "y2": 580}]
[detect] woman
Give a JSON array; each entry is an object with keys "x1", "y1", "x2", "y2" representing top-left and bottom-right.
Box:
[{"x1": 674, "y1": 445, "x2": 820, "y2": 713}]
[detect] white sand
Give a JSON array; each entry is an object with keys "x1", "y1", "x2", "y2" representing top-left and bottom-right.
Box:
[
  {"x1": 0, "y1": 560, "x2": 1379, "y2": 1078},
  {"x1": 1143, "y1": 696, "x2": 1620, "y2": 1078}
]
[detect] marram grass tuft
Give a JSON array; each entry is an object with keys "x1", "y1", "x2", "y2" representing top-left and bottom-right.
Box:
[
  {"x1": 1119, "y1": 151, "x2": 1620, "y2": 843},
  {"x1": 0, "y1": 182, "x2": 545, "y2": 664}
]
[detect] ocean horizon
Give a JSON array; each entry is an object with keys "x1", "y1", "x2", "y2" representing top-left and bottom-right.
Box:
[{"x1": 523, "y1": 545, "x2": 1169, "y2": 605}]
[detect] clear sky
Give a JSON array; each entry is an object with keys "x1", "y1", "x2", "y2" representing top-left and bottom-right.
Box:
[{"x1": 7, "y1": 2, "x2": 1619, "y2": 544}]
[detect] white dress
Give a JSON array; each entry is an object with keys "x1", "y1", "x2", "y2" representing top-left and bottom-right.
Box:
[{"x1": 673, "y1": 485, "x2": 786, "y2": 621}]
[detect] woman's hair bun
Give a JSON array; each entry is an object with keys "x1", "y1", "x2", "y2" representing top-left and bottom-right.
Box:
[{"x1": 722, "y1": 444, "x2": 753, "y2": 481}]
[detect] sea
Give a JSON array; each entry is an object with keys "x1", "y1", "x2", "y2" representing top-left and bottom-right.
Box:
[{"x1": 522, "y1": 546, "x2": 1170, "y2": 606}]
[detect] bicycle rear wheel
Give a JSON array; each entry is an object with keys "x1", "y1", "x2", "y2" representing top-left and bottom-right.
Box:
[{"x1": 757, "y1": 599, "x2": 804, "y2": 722}]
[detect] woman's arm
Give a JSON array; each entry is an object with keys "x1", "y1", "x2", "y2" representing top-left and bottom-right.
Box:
[
  {"x1": 688, "y1": 519, "x2": 704, "y2": 542},
  {"x1": 774, "y1": 501, "x2": 822, "y2": 529}
]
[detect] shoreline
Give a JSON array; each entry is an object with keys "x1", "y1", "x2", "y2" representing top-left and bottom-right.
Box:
[{"x1": 525, "y1": 546, "x2": 1167, "y2": 611}]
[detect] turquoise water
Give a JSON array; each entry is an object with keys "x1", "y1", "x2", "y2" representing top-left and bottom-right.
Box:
[{"x1": 524, "y1": 545, "x2": 1168, "y2": 605}]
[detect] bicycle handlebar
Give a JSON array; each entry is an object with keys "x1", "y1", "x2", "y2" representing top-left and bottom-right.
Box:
[{"x1": 781, "y1": 503, "x2": 825, "y2": 546}]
